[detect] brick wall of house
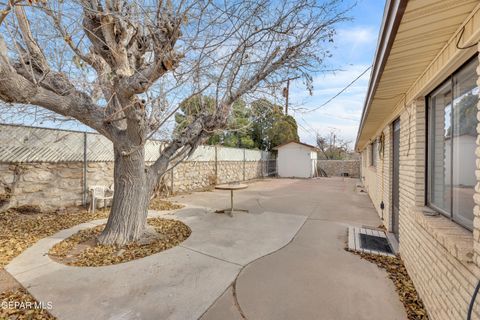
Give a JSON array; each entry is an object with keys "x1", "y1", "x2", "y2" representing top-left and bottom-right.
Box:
[
  {"x1": 362, "y1": 144, "x2": 378, "y2": 206},
  {"x1": 361, "y1": 98, "x2": 480, "y2": 319},
  {"x1": 361, "y1": 126, "x2": 393, "y2": 231},
  {"x1": 382, "y1": 126, "x2": 393, "y2": 231}
]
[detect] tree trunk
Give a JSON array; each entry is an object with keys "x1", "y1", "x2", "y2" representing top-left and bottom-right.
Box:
[{"x1": 97, "y1": 147, "x2": 150, "y2": 245}]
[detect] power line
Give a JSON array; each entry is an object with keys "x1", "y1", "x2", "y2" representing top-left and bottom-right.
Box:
[
  {"x1": 298, "y1": 115, "x2": 319, "y2": 142},
  {"x1": 311, "y1": 112, "x2": 359, "y2": 122},
  {"x1": 292, "y1": 65, "x2": 372, "y2": 144},
  {"x1": 297, "y1": 123, "x2": 318, "y2": 144},
  {"x1": 301, "y1": 65, "x2": 372, "y2": 114}
]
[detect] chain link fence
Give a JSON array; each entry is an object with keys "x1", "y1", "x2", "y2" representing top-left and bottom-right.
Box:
[
  {"x1": 0, "y1": 123, "x2": 167, "y2": 163},
  {"x1": 0, "y1": 124, "x2": 276, "y2": 210}
]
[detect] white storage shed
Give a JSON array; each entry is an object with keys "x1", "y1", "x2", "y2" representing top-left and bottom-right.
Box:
[{"x1": 273, "y1": 141, "x2": 318, "y2": 178}]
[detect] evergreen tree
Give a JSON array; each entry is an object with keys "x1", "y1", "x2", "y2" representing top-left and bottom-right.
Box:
[{"x1": 175, "y1": 97, "x2": 300, "y2": 150}]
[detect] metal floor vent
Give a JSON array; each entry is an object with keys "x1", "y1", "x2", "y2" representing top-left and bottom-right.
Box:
[
  {"x1": 348, "y1": 226, "x2": 395, "y2": 257},
  {"x1": 359, "y1": 233, "x2": 393, "y2": 254}
]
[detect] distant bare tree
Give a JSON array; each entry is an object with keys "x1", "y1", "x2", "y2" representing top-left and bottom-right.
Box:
[
  {"x1": 0, "y1": 0, "x2": 348, "y2": 244},
  {"x1": 316, "y1": 130, "x2": 351, "y2": 160}
]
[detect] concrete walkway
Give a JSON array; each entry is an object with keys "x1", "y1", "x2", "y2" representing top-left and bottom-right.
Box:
[
  {"x1": 173, "y1": 178, "x2": 407, "y2": 320},
  {"x1": 6, "y1": 177, "x2": 407, "y2": 320},
  {"x1": 6, "y1": 207, "x2": 305, "y2": 320}
]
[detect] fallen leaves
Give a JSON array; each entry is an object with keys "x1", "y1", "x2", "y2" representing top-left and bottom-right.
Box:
[
  {"x1": 49, "y1": 218, "x2": 191, "y2": 267},
  {"x1": 349, "y1": 250, "x2": 429, "y2": 320},
  {"x1": 0, "y1": 199, "x2": 183, "y2": 268},
  {"x1": 0, "y1": 207, "x2": 110, "y2": 268},
  {"x1": 149, "y1": 198, "x2": 184, "y2": 211},
  {"x1": 0, "y1": 288, "x2": 55, "y2": 320},
  {"x1": 0, "y1": 207, "x2": 110, "y2": 319},
  {"x1": 0, "y1": 200, "x2": 183, "y2": 319}
]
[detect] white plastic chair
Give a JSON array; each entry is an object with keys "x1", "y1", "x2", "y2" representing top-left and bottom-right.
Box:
[{"x1": 89, "y1": 185, "x2": 113, "y2": 213}]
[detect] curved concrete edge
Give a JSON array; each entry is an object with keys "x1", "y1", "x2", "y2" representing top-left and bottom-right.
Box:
[
  {"x1": 5, "y1": 206, "x2": 306, "y2": 320},
  {"x1": 5, "y1": 220, "x2": 103, "y2": 276},
  {"x1": 177, "y1": 210, "x2": 307, "y2": 266},
  {"x1": 5, "y1": 205, "x2": 200, "y2": 275},
  {"x1": 5, "y1": 206, "x2": 193, "y2": 276},
  {"x1": 200, "y1": 216, "x2": 307, "y2": 320},
  {"x1": 231, "y1": 221, "x2": 408, "y2": 320}
]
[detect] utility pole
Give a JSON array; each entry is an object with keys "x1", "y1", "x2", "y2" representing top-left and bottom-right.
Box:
[
  {"x1": 333, "y1": 133, "x2": 336, "y2": 159},
  {"x1": 285, "y1": 79, "x2": 290, "y2": 115},
  {"x1": 282, "y1": 76, "x2": 300, "y2": 115},
  {"x1": 329, "y1": 132, "x2": 332, "y2": 151}
]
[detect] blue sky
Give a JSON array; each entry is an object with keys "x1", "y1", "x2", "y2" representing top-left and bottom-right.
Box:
[
  {"x1": 290, "y1": 0, "x2": 385, "y2": 147},
  {"x1": 2, "y1": 0, "x2": 386, "y2": 147}
]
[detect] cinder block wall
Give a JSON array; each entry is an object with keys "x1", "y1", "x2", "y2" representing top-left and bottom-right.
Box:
[
  {"x1": 361, "y1": 98, "x2": 480, "y2": 320},
  {"x1": 0, "y1": 162, "x2": 114, "y2": 210},
  {"x1": 316, "y1": 160, "x2": 360, "y2": 178},
  {"x1": 0, "y1": 159, "x2": 267, "y2": 211},
  {"x1": 163, "y1": 161, "x2": 217, "y2": 193}
]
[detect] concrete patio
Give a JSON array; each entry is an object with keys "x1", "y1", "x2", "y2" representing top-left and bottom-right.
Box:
[
  {"x1": 174, "y1": 178, "x2": 407, "y2": 320},
  {"x1": 6, "y1": 177, "x2": 407, "y2": 320}
]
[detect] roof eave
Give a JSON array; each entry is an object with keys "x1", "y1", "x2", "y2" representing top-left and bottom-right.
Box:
[
  {"x1": 273, "y1": 141, "x2": 319, "y2": 151},
  {"x1": 354, "y1": 0, "x2": 408, "y2": 152}
]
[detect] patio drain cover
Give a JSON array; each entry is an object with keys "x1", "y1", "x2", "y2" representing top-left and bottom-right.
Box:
[{"x1": 359, "y1": 233, "x2": 393, "y2": 254}]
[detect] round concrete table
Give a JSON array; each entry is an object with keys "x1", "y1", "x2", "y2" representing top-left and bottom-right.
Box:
[{"x1": 214, "y1": 183, "x2": 249, "y2": 216}]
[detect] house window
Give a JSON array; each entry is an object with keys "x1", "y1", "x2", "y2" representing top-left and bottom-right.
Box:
[
  {"x1": 370, "y1": 141, "x2": 377, "y2": 167},
  {"x1": 427, "y1": 57, "x2": 478, "y2": 230}
]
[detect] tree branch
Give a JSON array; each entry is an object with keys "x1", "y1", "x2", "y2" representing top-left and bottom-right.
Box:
[
  {"x1": 0, "y1": 38, "x2": 114, "y2": 138},
  {"x1": 14, "y1": 5, "x2": 49, "y2": 72}
]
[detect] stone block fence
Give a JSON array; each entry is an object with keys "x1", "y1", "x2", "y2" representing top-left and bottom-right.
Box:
[
  {"x1": 316, "y1": 160, "x2": 360, "y2": 178},
  {"x1": 0, "y1": 124, "x2": 275, "y2": 211}
]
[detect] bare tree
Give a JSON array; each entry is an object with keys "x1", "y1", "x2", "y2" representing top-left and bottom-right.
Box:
[
  {"x1": 316, "y1": 130, "x2": 351, "y2": 160},
  {"x1": 0, "y1": 0, "x2": 348, "y2": 245}
]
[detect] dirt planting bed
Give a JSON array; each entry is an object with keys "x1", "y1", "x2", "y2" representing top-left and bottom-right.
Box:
[
  {"x1": 0, "y1": 199, "x2": 183, "y2": 319},
  {"x1": 49, "y1": 217, "x2": 191, "y2": 267}
]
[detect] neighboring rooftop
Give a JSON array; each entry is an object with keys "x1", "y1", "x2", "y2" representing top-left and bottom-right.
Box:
[{"x1": 273, "y1": 141, "x2": 319, "y2": 151}]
